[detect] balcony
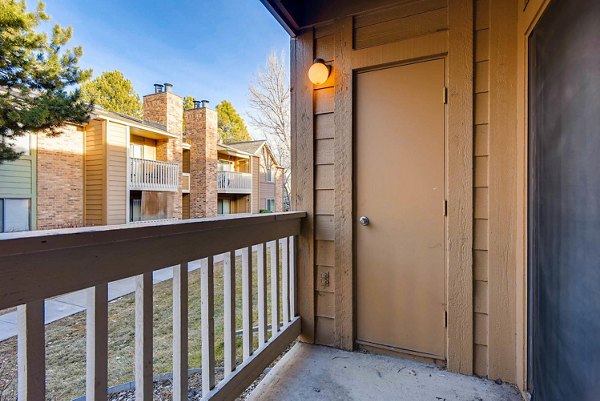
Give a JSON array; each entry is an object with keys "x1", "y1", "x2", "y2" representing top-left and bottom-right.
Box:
[
  {"x1": 0, "y1": 212, "x2": 304, "y2": 400},
  {"x1": 129, "y1": 157, "x2": 179, "y2": 192},
  {"x1": 217, "y1": 171, "x2": 252, "y2": 194}
]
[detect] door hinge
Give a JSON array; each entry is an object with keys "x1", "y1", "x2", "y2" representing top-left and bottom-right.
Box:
[
  {"x1": 443, "y1": 87, "x2": 448, "y2": 104},
  {"x1": 444, "y1": 200, "x2": 448, "y2": 216},
  {"x1": 445, "y1": 311, "x2": 448, "y2": 327}
]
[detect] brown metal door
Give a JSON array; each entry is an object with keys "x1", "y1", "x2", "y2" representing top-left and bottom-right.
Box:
[{"x1": 356, "y1": 59, "x2": 446, "y2": 359}]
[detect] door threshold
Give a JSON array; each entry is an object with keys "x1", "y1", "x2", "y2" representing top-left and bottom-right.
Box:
[{"x1": 356, "y1": 340, "x2": 446, "y2": 367}]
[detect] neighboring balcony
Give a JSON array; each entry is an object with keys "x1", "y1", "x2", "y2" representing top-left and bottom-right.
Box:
[
  {"x1": 217, "y1": 171, "x2": 252, "y2": 194},
  {"x1": 129, "y1": 157, "x2": 179, "y2": 192}
]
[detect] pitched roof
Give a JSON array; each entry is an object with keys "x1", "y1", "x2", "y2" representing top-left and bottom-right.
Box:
[
  {"x1": 225, "y1": 140, "x2": 266, "y2": 155},
  {"x1": 226, "y1": 139, "x2": 283, "y2": 168},
  {"x1": 93, "y1": 106, "x2": 168, "y2": 132}
]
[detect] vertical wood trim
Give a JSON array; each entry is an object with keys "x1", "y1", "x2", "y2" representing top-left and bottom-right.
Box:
[
  {"x1": 516, "y1": 0, "x2": 551, "y2": 390},
  {"x1": 447, "y1": 0, "x2": 474, "y2": 374},
  {"x1": 173, "y1": 263, "x2": 189, "y2": 400},
  {"x1": 257, "y1": 243, "x2": 268, "y2": 345},
  {"x1": 17, "y1": 301, "x2": 45, "y2": 401},
  {"x1": 242, "y1": 247, "x2": 254, "y2": 359},
  {"x1": 488, "y1": 0, "x2": 518, "y2": 383},
  {"x1": 223, "y1": 252, "x2": 236, "y2": 376},
  {"x1": 281, "y1": 237, "x2": 290, "y2": 323},
  {"x1": 270, "y1": 241, "x2": 281, "y2": 338},
  {"x1": 86, "y1": 283, "x2": 108, "y2": 401},
  {"x1": 201, "y1": 257, "x2": 216, "y2": 393},
  {"x1": 334, "y1": 16, "x2": 354, "y2": 351},
  {"x1": 135, "y1": 272, "x2": 153, "y2": 401},
  {"x1": 289, "y1": 236, "x2": 297, "y2": 317},
  {"x1": 291, "y1": 30, "x2": 315, "y2": 342}
]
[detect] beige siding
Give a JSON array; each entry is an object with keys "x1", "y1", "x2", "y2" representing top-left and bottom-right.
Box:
[
  {"x1": 313, "y1": 26, "x2": 337, "y2": 345},
  {"x1": 353, "y1": 0, "x2": 448, "y2": 49},
  {"x1": 473, "y1": 0, "x2": 490, "y2": 377},
  {"x1": 250, "y1": 156, "x2": 260, "y2": 213},
  {"x1": 106, "y1": 122, "x2": 127, "y2": 225},
  {"x1": 292, "y1": 0, "x2": 475, "y2": 369},
  {"x1": 85, "y1": 119, "x2": 106, "y2": 226}
]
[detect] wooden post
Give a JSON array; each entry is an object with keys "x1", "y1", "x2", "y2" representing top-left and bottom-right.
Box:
[
  {"x1": 86, "y1": 284, "x2": 108, "y2": 401},
  {"x1": 173, "y1": 263, "x2": 188, "y2": 401},
  {"x1": 281, "y1": 238, "x2": 290, "y2": 323},
  {"x1": 291, "y1": 30, "x2": 315, "y2": 343},
  {"x1": 257, "y1": 243, "x2": 268, "y2": 345},
  {"x1": 223, "y1": 252, "x2": 236, "y2": 376},
  {"x1": 242, "y1": 246, "x2": 253, "y2": 359},
  {"x1": 270, "y1": 241, "x2": 280, "y2": 338},
  {"x1": 135, "y1": 272, "x2": 153, "y2": 401},
  {"x1": 17, "y1": 301, "x2": 45, "y2": 401},
  {"x1": 201, "y1": 257, "x2": 215, "y2": 394},
  {"x1": 289, "y1": 236, "x2": 296, "y2": 317}
]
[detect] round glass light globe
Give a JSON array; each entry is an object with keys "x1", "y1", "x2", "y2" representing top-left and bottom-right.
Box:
[{"x1": 308, "y1": 62, "x2": 330, "y2": 85}]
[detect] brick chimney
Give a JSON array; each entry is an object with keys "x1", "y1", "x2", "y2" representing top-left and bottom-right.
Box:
[
  {"x1": 184, "y1": 99, "x2": 217, "y2": 218},
  {"x1": 143, "y1": 83, "x2": 183, "y2": 219}
]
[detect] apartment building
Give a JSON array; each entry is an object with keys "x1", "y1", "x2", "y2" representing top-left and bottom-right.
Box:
[{"x1": 0, "y1": 83, "x2": 284, "y2": 231}]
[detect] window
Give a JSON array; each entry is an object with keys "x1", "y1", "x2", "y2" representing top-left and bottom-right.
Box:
[
  {"x1": 218, "y1": 199, "x2": 231, "y2": 215},
  {"x1": 130, "y1": 191, "x2": 142, "y2": 222},
  {"x1": 218, "y1": 160, "x2": 234, "y2": 172},
  {"x1": 267, "y1": 199, "x2": 275, "y2": 212},
  {"x1": 130, "y1": 143, "x2": 143, "y2": 158},
  {"x1": 266, "y1": 167, "x2": 274, "y2": 182},
  {"x1": 1, "y1": 198, "x2": 31, "y2": 232}
]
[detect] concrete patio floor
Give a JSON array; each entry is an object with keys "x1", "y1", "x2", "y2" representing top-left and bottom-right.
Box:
[{"x1": 248, "y1": 343, "x2": 523, "y2": 401}]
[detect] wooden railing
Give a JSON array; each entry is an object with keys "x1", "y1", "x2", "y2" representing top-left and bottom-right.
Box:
[
  {"x1": 217, "y1": 171, "x2": 252, "y2": 194},
  {"x1": 130, "y1": 157, "x2": 179, "y2": 192},
  {"x1": 0, "y1": 212, "x2": 304, "y2": 400}
]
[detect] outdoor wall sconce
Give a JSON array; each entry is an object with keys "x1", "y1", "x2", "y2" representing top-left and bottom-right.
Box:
[{"x1": 308, "y1": 58, "x2": 330, "y2": 85}]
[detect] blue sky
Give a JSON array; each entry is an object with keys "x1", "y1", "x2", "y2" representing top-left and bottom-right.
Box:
[{"x1": 41, "y1": 1, "x2": 290, "y2": 138}]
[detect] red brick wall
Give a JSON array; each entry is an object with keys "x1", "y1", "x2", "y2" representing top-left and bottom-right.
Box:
[
  {"x1": 184, "y1": 107, "x2": 217, "y2": 218},
  {"x1": 36, "y1": 125, "x2": 85, "y2": 229}
]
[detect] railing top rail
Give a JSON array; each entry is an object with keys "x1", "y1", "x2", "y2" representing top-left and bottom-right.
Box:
[
  {"x1": 130, "y1": 157, "x2": 179, "y2": 167},
  {"x1": 218, "y1": 171, "x2": 251, "y2": 176},
  {"x1": 0, "y1": 211, "x2": 306, "y2": 310}
]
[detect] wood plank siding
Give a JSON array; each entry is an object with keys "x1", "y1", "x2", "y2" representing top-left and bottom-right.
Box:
[
  {"x1": 84, "y1": 119, "x2": 106, "y2": 226},
  {"x1": 289, "y1": 0, "x2": 529, "y2": 382},
  {"x1": 106, "y1": 122, "x2": 128, "y2": 225},
  {"x1": 473, "y1": 0, "x2": 490, "y2": 377}
]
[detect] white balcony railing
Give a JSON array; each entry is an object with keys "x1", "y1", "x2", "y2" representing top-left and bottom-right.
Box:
[
  {"x1": 217, "y1": 171, "x2": 252, "y2": 194},
  {"x1": 130, "y1": 157, "x2": 179, "y2": 192},
  {"x1": 0, "y1": 212, "x2": 304, "y2": 400}
]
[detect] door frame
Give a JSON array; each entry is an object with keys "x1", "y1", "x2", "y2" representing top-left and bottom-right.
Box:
[
  {"x1": 329, "y1": 2, "x2": 474, "y2": 371},
  {"x1": 516, "y1": 0, "x2": 552, "y2": 393},
  {"x1": 352, "y1": 57, "x2": 449, "y2": 362}
]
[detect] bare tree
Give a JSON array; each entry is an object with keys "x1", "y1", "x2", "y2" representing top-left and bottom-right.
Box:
[{"x1": 248, "y1": 50, "x2": 291, "y2": 208}]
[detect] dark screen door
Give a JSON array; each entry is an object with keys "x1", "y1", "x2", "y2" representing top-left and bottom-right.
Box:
[{"x1": 528, "y1": 0, "x2": 600, "y2": 400}]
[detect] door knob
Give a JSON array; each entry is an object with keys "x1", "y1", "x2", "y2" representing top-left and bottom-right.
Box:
[{"x1": 359, "y1": 216, "x2": 370, "y2": 226}]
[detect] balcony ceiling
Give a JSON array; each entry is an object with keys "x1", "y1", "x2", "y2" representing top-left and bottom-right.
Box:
[{"x1": 260, "y1": 0, "x2": 403, "y2": 35}]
